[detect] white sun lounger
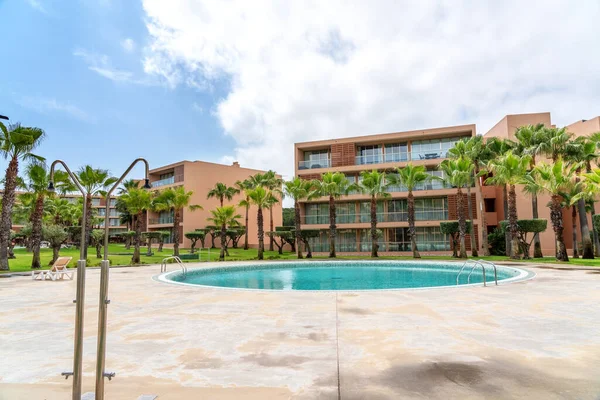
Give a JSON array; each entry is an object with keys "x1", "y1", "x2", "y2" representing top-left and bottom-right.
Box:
[{"x1": 32, "y1": 257, "x2": 73, "y2": 281}]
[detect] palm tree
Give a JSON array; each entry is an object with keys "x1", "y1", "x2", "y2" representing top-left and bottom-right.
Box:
[
  {"x1": 527, "y1": 160, "x2": 575, "y2": 261},
  {"x1": 0, "y1": 123, "x2": 45, "y2": 271},
  {"x1": 584, "y1": 132, "x2": 600, "y2": 255},
  {"x1": 20, "y1": 164, "x2": 70, "y2": 269},
  {"x1": 540, "y1": 127, "x2": 572, "y2": 162},
  {"x1": 118, "y1": 179, "x2": 139, "y2": 194},
  {"x1": 564, "y1": 137, "x2": 598, "y2": 259},
  {"x1": 311, "y1": 172, "x2": 352, "y2": 258},
  {"x1": 559, "y1": 184, "x2": 582, "y2": 258},
  {"x1": 207, "y1": 206, "x2": 242, "y2": 261},
  {"x1": 353, "y1": 170, "x2": 390, "y2": 257},
  {"x1": 387, "y1": 164, "x2": 432, "y2": 258},
  {"x1": 76, "y1": 166, "x2": 117, "y2": 258},
  {"x1": 438, "y1": 158, "x2": 474, "y2": 258},
  {"x1": 235, "y1": 179, "x2": 254, "y2": 250},
  {"x1": 154, "y1": 186, "x2": 202, "y2": 256},
  {"x1": 207, "y1": 182, "x2": 239, "y2": 206},
  {"x1": 283, "y1": 177, "x2": 315, "y2": 259},
  {"x1": 514, "y1": 124, "x2": 547, "y2": 258},
  {"x1": 119, "y1": 188, "x2": 153, "y2": 263},
  {"x1": 486, "y1": 137, "x2": 516, "y2": 256},
  {"x1": 262, "y1": 171, "x2": 283, "y2": 251},
  {"x1": 486, "y1": 151, "x2": 532, "y2": 259},
  {"x1": 247, "y1": 186, "x2": 271, "y2": 260}
]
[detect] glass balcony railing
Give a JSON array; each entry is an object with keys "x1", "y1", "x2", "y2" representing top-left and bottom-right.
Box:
[
  {"x1": 303, "y1": 210, "x2": 448, "y2": 224},
  {"x1": 149, "y1": 216, "x2": 174, "y2": 224},
  {"x1": 298, "y1": 159, "x2": 331, "y2": 170},
  {"x1": 151, "y1": 174, "x2": 183, "y2": 188},
  {"x1": 383, "y1": 153, "x2": 409, "y2": 163},
  {"x1": 306, "y1": 241, "x2": 451, "y2": 252},
  {"x1": 355, "y1": 154, "x2": 383, "y2": 165}
]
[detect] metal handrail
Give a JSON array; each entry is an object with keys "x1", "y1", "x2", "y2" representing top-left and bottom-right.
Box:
[
  {"x1": 477, "y1": 259, "x2": 498, "y2": 286},
  {"x1": 456, "y1": 260, "x2": 479, "y2": 285},
  {"x1": 456, "y1": 259, "x2": 498, "y2": 287},
  {"x1": 466, "y1": 263, "x2": 487, "y2": 287},
  {"x1": 161, "y1": 256, "x2": 187, "y2": 276}
]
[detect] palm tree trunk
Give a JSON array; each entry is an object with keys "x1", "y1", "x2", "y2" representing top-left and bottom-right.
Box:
[
  {"x1": 158, "y1": 236, "x2": 164, "y2": 252},
  {"x1": 132, "y1": 214, "x2": 141, "y2": 264},
  {"x1": 531, "y1": 194, "x2": 543, "y2": 258},
  {"x1": 0, "y1": 156, "x2": 19, "y2": 271},
  {"x1": 466, "y1": 184, "x2": 478, "y2": 257},
  {"x1": 475, "y1": 168, "x2": 490, "y2": 256},
  {"x1": 508, "y1": 185, "x2": 520, "y2": 259},
  {"x1": 572, "y1": 205, "x2": 579, "y2": 258},
  {"x1": 83, "y1": 194, "x2": 93, "y2": 259},
  {"x1": 328, "y1": 195, "x2": 336, "y2": 258},
  {"x1": 294, "y1": 201, "x2": 303, "y2": 259},
  {"x1": 551, "y1": 195, "x2": 568, "y2": 261},
  {"x1": 269, "y1": 207, "x2": 274, "y2": 251},
  {"x1": 503, "y1": 185, "x2": 511, "y2": 257},
  {"x1": 30, "y1": 194, "x2": 45, "y2": 269},
  {"x1": 244, "y1": 202, "x2": 249, "y2": 250},
  {"x1": 408, "y1": 191, "x2": 420, "y2": 258},
  {"x1": 146, "y1": 237, "x2": 152, "y2": 256},
  {"x1": 219, "y1": 224, "x2": 226, "y2": 261},
  {"x1": 578, "y1": 197, "x2": 594, "y2": 259},
  {"x1": 257, "y1": 207, "x2": 264, "y2": 260},
  {"x1": 370, "y1": 195, "x2": 378, "y2": 257},
  {"x1": 590, "y1": 204, "x2": 600, "y2": 256},
  {"x1": 457, "y1": 188, "x2": 467, "y2": 258},
  {"x1": 96, "y1": 242, "x2": 102, "y2": 258},
  {"x1": 173, "y1": 209, "x2": 180, "y2": 256}
]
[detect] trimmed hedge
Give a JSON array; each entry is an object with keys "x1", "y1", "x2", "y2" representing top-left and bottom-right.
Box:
[
  {"x1": 499, "y1": 219, "x2": 547, "y2": 234},
  {"x1": 439, "y1": 221, "x2": 472, "y2": 235}
]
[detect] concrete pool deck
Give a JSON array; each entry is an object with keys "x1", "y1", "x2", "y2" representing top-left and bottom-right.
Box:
[{"x1": 1, "y1": 261, "x2": 599, "y2": 399}]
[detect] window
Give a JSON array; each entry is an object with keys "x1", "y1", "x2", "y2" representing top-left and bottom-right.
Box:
[
  {"x1": 160, "y1": 172, "x2": 174, "y2": 180},
  {"x1": 411, "y1": 137, "x2": 463, "y2": 160},
  {"x1": 388, "y1": 227, "x2": 449, "y2": 251},
  {"x1": 305, "y1": 203, "x2": 329, "y2": 224},
  {"x1": 484, "y1": 199, "x2": 496, "y2": 212},
  {"x1": 359, "y1": 228, "x2": 384, "y2": 251},
  {"x1": 109, "y1": 218, "x2": 120, "y2": 226},
  {"x1": 301, "y1": 150, "x2": 330, "y2": 169},
  {"x1": 91, "y1": 198, "x2": 101, "y2": 206},
  {"x1": 336, "y1": 203, "x2": 356, "y2": 224},
  {"x1": 359, "y1": 201, "x2": 384, "y2": 223},
  {"x1": 356, "y1": 145, "x2": 382, "y2": 165},
  {"x1": 414, "y1": 198, "x2": 448, "y2": 220},
  {"x1": 307, "y1": 229, "x2": 358, "y2": 252},
  {"x1": 387, "y1": 200, "x2": 408, "y2": 222},
  {"x1": 97, "y1": 208, "x2": 106, "y2": 216},
  {"x1": 384, "y1": 143, "x2": 408, "y2": 162},
  {"x1": 109, "y1": 199, "x2": 117, "y2": 207}
]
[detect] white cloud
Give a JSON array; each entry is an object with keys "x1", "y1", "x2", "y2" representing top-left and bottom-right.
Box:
[
  {"x1": 16, "y1": 96, "x2": 92, "y2": 122},
  {"x1": 73, "y1": 48, "x2": 156, "y2": 85},
  {"x1": 25, "y1": 0, "x2": 47, "y2": 14},
  {"x1": 140, "y1": 0, "x2": 600, "y2": 178},
  {"x1": 121, "y1": 38, "x2": 136, "y2": 53}
]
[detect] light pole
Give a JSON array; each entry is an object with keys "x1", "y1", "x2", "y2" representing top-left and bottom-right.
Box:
[
  {"x1": 0, "y1": 115, "x2": 8, "y2": 120},
  {"x1": 48, "y1": 160, "x2": 88, "y2": 400},
  {"x1": 95, "y1": 158, "x2": 151, "y2": 400}
]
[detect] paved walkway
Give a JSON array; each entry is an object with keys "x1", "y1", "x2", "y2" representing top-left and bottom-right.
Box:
[{"x1": 1, "y1": 262, "x2": 599, "y2": 399}]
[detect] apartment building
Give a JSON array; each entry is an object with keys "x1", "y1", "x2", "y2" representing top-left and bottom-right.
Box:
[
  {"x1": 295, "y1": 112, "x2": 600, "y2": 255},
  {"x1": 146, "y1": 160, "x2": 282, "y2": 248},
  {"x1": 295, "y1": 125, "x2": 479, "y2": 253}
]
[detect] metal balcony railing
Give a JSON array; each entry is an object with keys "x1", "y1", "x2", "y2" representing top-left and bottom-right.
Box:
[
  {"x1": 149, "y1": 216, "x2": 174, "y2": 224},
  {"x1": 298, "y1": 159, "x2": 331, "y2": 170}
]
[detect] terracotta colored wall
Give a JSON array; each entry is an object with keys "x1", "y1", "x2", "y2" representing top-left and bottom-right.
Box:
[{"x1": 330, "y1": 143, "x2": 355, "y2": 167}]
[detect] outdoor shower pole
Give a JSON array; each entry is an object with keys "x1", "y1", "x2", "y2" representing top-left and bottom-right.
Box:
[
  {"x1": 95, "y1": 158, "x2": 151, "y2": 400},
  {"x1": 49, "y1": 160, "x2": 88, "y2": 400}
]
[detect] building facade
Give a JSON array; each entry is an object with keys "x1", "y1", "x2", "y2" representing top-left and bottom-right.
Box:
[
  {"x1": 146, "y1": 160, "x2": 282, "y2": 248},
  {"x1": 295, "y1": 124, "x2": 480, "y2": 254},
  {"x1": 295, "y1": 112, "x2": 600, "y2": 255}
]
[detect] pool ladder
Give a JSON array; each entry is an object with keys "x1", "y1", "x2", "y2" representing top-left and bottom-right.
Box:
[
  {"x1": 161, "y1": 256, "x2": 187, "y2": 277},
  {"x1": 456, "y1": 260, "x2": 498, "y2": 287}
]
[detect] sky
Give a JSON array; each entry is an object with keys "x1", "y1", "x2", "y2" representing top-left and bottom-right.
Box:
[{"x1": 1, "y1": 0, "x2": 600, "y2": 184}]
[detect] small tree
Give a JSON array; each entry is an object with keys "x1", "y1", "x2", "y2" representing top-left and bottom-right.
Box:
[
  {"x1": 440, "y1": 221, "x2": 472, "y2": 258},
  {"x1": 42, "y1": 224, "x2": 68, "y2": 264},
  {"x1": 267, "y1": 230, "x2": 294, "y2": 255},
  {"x1": 499, "y1": 219, "x2": 547, "y2": 259},
  {"x1": 157, "y1": 231, "x2": 170, "y2": 252},
  {"x1": 89, "y1": 229, "x2": 104, "y2": 259},
  {"x1": 185, "y1": 231, "x2": 206, "y2": 253},
  {"x1": 298, "y1": 229, "x2": 320, "y2": 258},
  {"x1": 119, "y1": 231, "x2": 136, "y2": 250},
  {"x1": 276, "y1": 226, "x2": 296, "y2": 252},
  {"x1": 227, "y1": 226, "x2": 245, "y2": 249},
  {"x1": 143, "y1": 232, "x2": 162, "y2": 256},
  {"x1": 205, "y1": 225, "x2": 218, "y2": 248}
]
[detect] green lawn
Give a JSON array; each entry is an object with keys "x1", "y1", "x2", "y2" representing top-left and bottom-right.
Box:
[{"x1": 2, "y1": 244, "x2": 599, "y2": 273}]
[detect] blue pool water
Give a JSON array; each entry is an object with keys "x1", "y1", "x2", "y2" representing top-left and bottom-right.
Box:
[{"x1": 164, "y1": 261, "x2": 527, "y2": 291}]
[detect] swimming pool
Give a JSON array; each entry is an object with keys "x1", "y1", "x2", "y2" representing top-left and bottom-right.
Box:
[{"x1": 158, "y1": 261, "x2": 532, "y2": 291}]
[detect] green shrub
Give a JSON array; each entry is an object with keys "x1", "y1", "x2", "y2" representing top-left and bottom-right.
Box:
[
  {"x1": 487, "y1": 226, "x2": 506, "y2": 256},
  {"x1": 593, "y1": 215, "x2": 600, "y2": 235},
  {"x1": 498, "y1": 219, "x2": 547, "y2": 258}
]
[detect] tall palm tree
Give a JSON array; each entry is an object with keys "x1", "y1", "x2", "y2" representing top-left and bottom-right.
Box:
[
  {"x1": 207, "y1": 206, "x2": 242, "y2": 261},
  {"x1": 486, "y1": 151, "x2": 532, "y2": 259},
  {"x1": 247, "y1": 186, "x2": 271, "y2": 260},
  {"x1": 353, "y1": 170, "x2": 390, "y2": 257},
  {"x1": 527, "y1": 160, "x2": 575, "y2": 261},
  {"x1": 540, "y1": 127, "x2": 572, "y2": 162},
  {"x1": 438, "y1": 158, "x2": 474, "y2": 258},
  {"x1": 283, "y1": 177, "x2": 315, "y2": 259},
  {"x1": 119, "y1": 188, "x2": 153, "y2": 263},
  {"x1": 564, "y1": 137, "x2": 598, "y2": 259},
  {"x1": 118, "y1": 179, "x2": 140, "y2": 194},
  {"x1": 76, "y1": 166, "x2": 117, "y2": 258},
  {"x1": 262, "y1": 171, "x2": 283, "y2": 251},
  {"x1": 154, "y1": 186, "x2": 202, "y2": 256},
  {"x1": 559, "y1": 184, "x2": 582, "y2": 258},
  {"x1": 584, "y1": 132, "x2": 600, "y2": 256},
  {"x1": 235, "y1": 178, "x2": 254, "y2": 250},
  {"x1": 514, "y1": 124, "x2": 547, "y2": 258},
  {"x1": 207, "y1": 182, "x2": 239, "y2": 206},
  {"x1": 486, "y1": 137, "x2": 516, "y2": 256},
  {"x1": 0, "y1": 123, "x2": 45, "y2": 271},
  {"x1": 387, "y1": 165, "x2": 431, "y2": 258},
  {"x1": 311, "y1": 172, "x2": 352, "y2": 258},
  {"x1": 19, "y1": 164, "x2": 70, "y2": 269}
]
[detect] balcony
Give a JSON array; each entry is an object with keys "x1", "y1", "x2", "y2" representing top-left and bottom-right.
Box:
[
  {"x1": 151, "y1": 174, "x2": 183, "y2": 188},
  {"x1": 303, "y1": 210, "x2": 448, "y2": 224},
  {"x1": 355, "y1": 154, "x2": 383, "y2": 165},
  {"x1": 149, "y1": 216, "x2": 174, "y2": 224},
  {"x1": 298, "y1": 159, "x2": 331, "y2": 170}
]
